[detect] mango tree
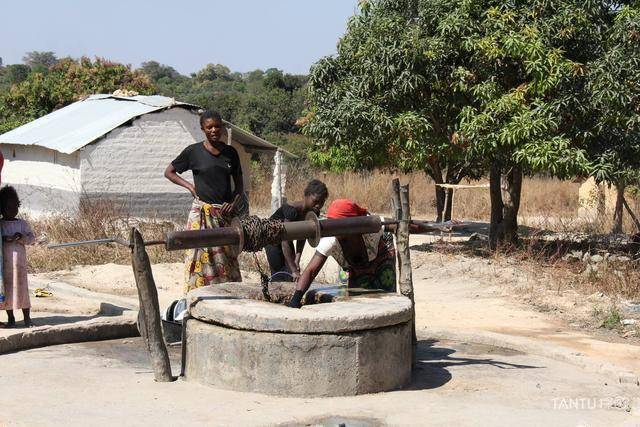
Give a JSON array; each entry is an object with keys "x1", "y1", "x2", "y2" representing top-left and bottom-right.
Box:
[
  {"x1": 585, "y1": 5, "x2": 640, "y2": 233},
  {"x1": 304, "y1": 0, "x2": 483, "y2": 222},
  {"x1": 305, "y1": 0, "x2": 631, "y2": 247}
]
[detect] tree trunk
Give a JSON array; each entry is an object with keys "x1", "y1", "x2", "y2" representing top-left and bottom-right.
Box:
[
  {"x1": 500, "y1": 166, "x2": 522, "y2": 246},
  {"x1": 427, "y1": 168, "x2": 446, "y2": 223},
  {"x1": 489, "y1": 164, "x2": 504, "y2": 250},
  {"x1": 427, "y1": 162, "x2": 468, "y2": 223},
  {"x1": 443, "y1": 188, "x2": 454, "y2": 222},
  {"x1": 622, "y1": 196, "x2": 640, "y2": 233},
  {"x1": 612, "y1": 183, "x2": 625, "y2": 234},
  {"x1": 489, "y1": 164, "x2": 522, "y2": 249}
]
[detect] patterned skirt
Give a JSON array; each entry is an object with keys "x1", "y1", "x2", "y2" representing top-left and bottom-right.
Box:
[
  {"x1": 183, "y1": 199, "x2": 242, "y2": 294},
  {"x1": 344, "y1": 232, "x2": 397, "y2": 292}
]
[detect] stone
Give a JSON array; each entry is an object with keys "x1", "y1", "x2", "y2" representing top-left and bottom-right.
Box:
[
  {"x1": 0, "y1": 316, "x2": 137, "y2": 354},
  {"x1": 619, "y1": 372, "x2": 640, "y2": 386},
  {"x1": 621, "y1": 319, "x2": 637, "y2": 326},
  {"x1": 184, "y1": 315, "x2": 412, "y2": 397},
  {"x1": 587, "y1": 292, "x2": 605, "y2": 303},
  {"x1": 591, "y1": 254, "x2": 604, "y2": 263},
  {"x1": 187, "y1": 283, "x2": 412, "y2": 334},
  {"x1": 625, "y1": 303, "x2": 640, "y2": 313},
  {"x1": 582, "y1": 264, "x2": 598, "y2": 276},
  {"x1": 183, "y1": 283, "x2": 413, "y2": 397}
]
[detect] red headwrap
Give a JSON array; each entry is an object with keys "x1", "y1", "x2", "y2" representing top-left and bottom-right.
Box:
[{"x1": 327, "y1": 199, "x2": 368, "y2": 219}]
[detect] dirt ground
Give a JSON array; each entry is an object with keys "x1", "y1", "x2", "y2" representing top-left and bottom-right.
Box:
[{"x1": 1, "y1": 238, "x2": 639, "y2": 426}]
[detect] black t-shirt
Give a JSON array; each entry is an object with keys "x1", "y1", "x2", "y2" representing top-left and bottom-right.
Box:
[
  {"x1": 172, "y1": 142, "x2": 242, "y2": 204},
  {"x1": 270, "y1": 203, "x2": 301, "y2": 222}
]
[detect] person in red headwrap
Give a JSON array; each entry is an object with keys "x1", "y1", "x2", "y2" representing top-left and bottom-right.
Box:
[
  {"x1": 288, "y1": 199, "x2": 396, "y2": 308},
  {"x1": 288, "y1": 198, "x2": 444, "y2": 308}
]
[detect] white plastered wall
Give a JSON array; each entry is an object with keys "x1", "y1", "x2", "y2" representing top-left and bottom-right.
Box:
[{"x1": 1, "y1": 144, "x2": 81, "y2": 217}]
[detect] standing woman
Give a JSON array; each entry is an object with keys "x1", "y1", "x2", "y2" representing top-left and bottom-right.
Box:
[
  {"x1": 165, "y1": 110, "x2": 243, "y2": 293},
  {"x1": 265, "y1": 179, "x2": 328, "y2": 281}
]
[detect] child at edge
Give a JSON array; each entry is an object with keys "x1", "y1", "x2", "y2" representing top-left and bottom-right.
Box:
[{"x1": 0, "y1": 186, "x2": 35, "y2": 328}]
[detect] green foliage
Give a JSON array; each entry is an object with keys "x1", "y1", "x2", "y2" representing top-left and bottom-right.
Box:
[
  {"x1": 0, "y1": 57, "x2": 155, "y2": 134},
  {"x1": 304, "y1": 0, "x2": 639, "y2": 236},
  {"x1": 303, "y1": 0, "x2": 482, "y2": 180},
  {"x1": 585, "y1": 4, "x2": 640, "y2": 186},
  {"x1": 304, "y1": 0, "x2": 636, "y2": 180},
  {"x1": 1, "y1": 64, "x2": 31, "y2": 86},
  {"x1": 0, "y1": 52, "x2": 310, "y2": 157},
  {"x1": 147, "y1": 62, "x2": 308, "y2": 154},
  {"x1": 140, "y1": 61, "x2": 180, "y2": 81},
  {"x1": 22, "y1": 51, "x2": 58, "y2": 73},
  {"x1": 455, "y1": 0, "x2": 613, "y2": 178}
]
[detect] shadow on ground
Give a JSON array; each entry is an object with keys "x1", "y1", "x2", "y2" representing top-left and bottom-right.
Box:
[
  {"x1": 2, "y1": 303, "x2": 131, "y2": 330},
  {"x1": 410, "y1": 221, "x2": 638, "y2": 259},
  {"x1": 407, "y1": 339, "x2": 542, "y2": 390}
]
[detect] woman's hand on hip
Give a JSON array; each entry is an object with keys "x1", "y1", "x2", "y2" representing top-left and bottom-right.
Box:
[{"x1": 220, "y1": 194, "x2": 241, "y2": 216}]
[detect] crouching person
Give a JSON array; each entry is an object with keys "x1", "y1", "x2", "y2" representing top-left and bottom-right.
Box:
[{"x1": 288, "y1": 199, "x2": 396, "y2": 308}]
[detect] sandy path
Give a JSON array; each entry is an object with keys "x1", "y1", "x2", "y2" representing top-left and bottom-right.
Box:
[
  {"x1": 2, "y1": 238, "x2": 640, "y2": 425},
  {"x1": 1, "y1": 336, "x2": 637, "y2": 426},
  {"x1": 409, "y1": 248, "x2": 640, "y2": 377}
]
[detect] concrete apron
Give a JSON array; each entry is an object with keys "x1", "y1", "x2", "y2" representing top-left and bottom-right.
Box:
[{"x1": 183, "y1": 283, "x2": 413, "y2": 397}]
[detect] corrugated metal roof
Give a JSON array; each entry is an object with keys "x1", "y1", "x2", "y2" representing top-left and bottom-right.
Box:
[
  {"x1": 225, "y1": 122, "x2": 293, "y2": 157},
  {"x1": 0, "y1": 94, "x2": 288, "y2": 155}
]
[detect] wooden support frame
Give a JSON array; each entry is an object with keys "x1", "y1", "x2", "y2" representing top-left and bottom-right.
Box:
[
  {"x1": 391, "y1": 179, "x2": 417, "y2": 365},
  {"x1": 130, "y1": 228, "x2": 175, "y2": 382}
]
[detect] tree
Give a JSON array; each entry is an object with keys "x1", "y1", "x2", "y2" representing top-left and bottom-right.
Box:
[
  {"x1": 22, "y1": 51, "x2": 58, "y2": 72},
  {"x1": 304, "y1": 0, "x2": 484, "y2": 222},
  {"x1": 585, "y1": 4, "x2": 640, "y2": 233},
  {"x1": 195, "y1": 63, "x2": 233, "y2": 82},
  {"x1": 149, "y1": 63, "x2": 307, "y2": 145},
  {"x1": 140, "y1": 61, "x2": 180, "y2": 82},
  {"x1": 0, "y1": 57, "x2": 155, "y2": 134},
  {"x1": 305, "y1": 0, "x2": 630, "y2": 245},
  {"x1": 1, "y1": 64, "x2": 31, "y2": 86},
  {"x1": 456, "y1": 0, "x2": 621, "y2": 246}
]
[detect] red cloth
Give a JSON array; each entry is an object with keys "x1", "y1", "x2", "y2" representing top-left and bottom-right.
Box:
[{"x1": 327, "y1": 199, "x2": 368, "y2": 219}]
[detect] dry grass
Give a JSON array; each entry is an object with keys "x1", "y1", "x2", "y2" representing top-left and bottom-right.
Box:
[
  {"x1": 25, "y1": 167, "x2": 639, "y2": 282},
  {"x1": 28, "y1": 199, "x2": 182, "y2": 273},
  {"x1": 516, "y1": 241, "x2": 640, "y2": 301},
  {"x1": 251, "y1": 166, "x2": 639, "y2": 234}
]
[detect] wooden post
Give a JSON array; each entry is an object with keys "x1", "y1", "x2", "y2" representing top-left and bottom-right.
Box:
[
  {"x1": 392, "y1": 179, "x2": 417, "y2": 366},
  {"x1": 392, "y1": 178, "x2": 402, "y2": 222},
  {"x1": 130, "y1": 228, "x2": 175, "y2": 382}
]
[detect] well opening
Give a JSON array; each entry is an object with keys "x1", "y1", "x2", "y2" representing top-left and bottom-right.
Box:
[{"x1": 233, "y1": 281, "x2": 389, "y2": 307}]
